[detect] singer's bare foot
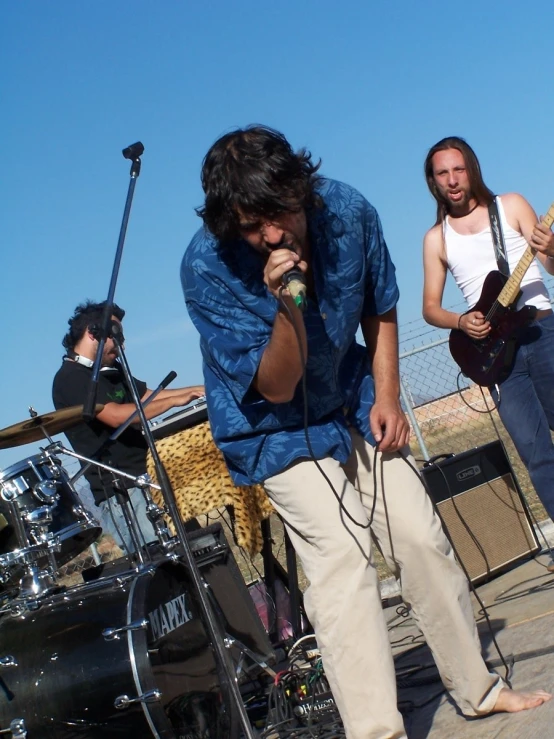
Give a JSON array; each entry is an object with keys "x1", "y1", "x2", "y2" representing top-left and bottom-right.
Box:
[{"x1": 491, "y1": 687, "x2": 552, "y2": 713}]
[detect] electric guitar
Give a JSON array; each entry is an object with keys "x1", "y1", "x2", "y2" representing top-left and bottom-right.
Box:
[{"x1": 449, "y1": 203, "x2": 554, "y2": 386}]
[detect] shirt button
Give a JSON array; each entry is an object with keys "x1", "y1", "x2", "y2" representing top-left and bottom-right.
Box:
[{"x1": 321, "y1": 312, "x2": 327, "y2": 320}]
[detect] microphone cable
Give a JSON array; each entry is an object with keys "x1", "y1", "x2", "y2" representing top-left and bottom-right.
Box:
[
  {"x1": 278, "y1": 289, "x2": 513, "y2": 688},
  {"x1": 277, "y1": 288, "x2": 374, "y2": 531}
]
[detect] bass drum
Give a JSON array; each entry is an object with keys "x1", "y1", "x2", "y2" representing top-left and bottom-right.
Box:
[{"x1": 0, "y1": 559, "x2": 238, "y2": 738}]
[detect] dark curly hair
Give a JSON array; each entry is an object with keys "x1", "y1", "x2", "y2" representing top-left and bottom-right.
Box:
[
  {"x1": 424, "y1": 136, "x2": 495, "y2": 225},
  {"x1": 197, "y1": 125, "x2": 322, "y2": 242},
  {"x1": 62, "y1": 300, "x2": 125, "y2": 352}
]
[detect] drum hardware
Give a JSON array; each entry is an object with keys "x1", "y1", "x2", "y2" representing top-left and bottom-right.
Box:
[
  {"x1": 0, "y1": 541, "x2": 54, "y2": 573},
  {"x1": 0, "y1": 719, "x2": 27, "y2": 738},
  {"x1": 224, "y1": 636, "x2": 277, "y2": 681},
  {"x1": 72, "y1": 502, "x2": 98, "y2": 527},
  {"x1": 2, "y1": 559, "x2": 161, "y2": 619},
  {"x1": 102, "y1": 617, "x2": 149, "y2": 641},
  {"x1": 0, "y1": 405, "x2": 105, "y2": 450},
  {"x1": 52, "y1": 443, "x2": 178, "y2": 559},
  {"x1": 141, "y1": 481, "x2": 178, "y2": 553},
  {"x1": 18, "y1": 562, "x2": 58, "y2": 600},
  {"x1": 49, "y1": 441, "x2": 162, "y2": 492},
  {"x1": 0, "y1": 657, "x2": 17, "y2": 668},
  {"x1": 3, "y1": 501, "x2": 28, "y2": 558},
  {"x1": 113, "y1": 689, "x2": 162, "y2": 710},
  {"x1": 32, "y1": 479, "x2": 59, "y2": 504},
  {"x1": 82, "y1": 545, "x2": 173, "y2": 585},
  {"x1": 109, "y1": 481, "x2": 150, "y2": 561},
  {"x1": 0, "y1": 452, "x2": 101, "y2": 598},
  {"x1": 145, "y1": 501, "x2": 175, "y2": 552},
  {"x1": 24, "y1": 504, "x2": 53, "y2": 530},
  {"x1": 46, "y1": 443, "x2": 167, "y2": 563},
  {"x1": 110, "y1": 570, "x2": 149, "y2": 590}
]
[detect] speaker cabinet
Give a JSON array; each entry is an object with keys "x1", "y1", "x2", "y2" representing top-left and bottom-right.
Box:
[
  {"x1": 188, "y1": 522, "x2": 275, "y2": 664},
  {"x1": 421, "y1": 441, "x2": 540, "y2": 584}
]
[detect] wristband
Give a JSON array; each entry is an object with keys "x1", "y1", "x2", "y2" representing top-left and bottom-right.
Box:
[{"x1": 457, "y1": 314, "x2": 463, "y2": 330}]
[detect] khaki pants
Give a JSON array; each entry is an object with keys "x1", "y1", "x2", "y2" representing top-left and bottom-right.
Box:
[{"x1": 263, "y1": 429, "x2": 503, "y2": 739}]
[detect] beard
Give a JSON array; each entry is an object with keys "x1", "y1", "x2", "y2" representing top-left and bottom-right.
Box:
[{"x1": 444, "y1": 187, "x2": 473, "y2": 215}]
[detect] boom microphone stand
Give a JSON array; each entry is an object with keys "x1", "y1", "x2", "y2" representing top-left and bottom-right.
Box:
[
  {"x1": 82, "y1": 143, "x2": 256, "y2": 739},
  {"x1": 83, "y1": 142, "x2": 144, "y2": 423}
]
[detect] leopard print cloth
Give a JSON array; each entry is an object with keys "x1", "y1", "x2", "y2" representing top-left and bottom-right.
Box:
[{"x1": 145, "y1": 420, "x2": 274, "y2": 556}]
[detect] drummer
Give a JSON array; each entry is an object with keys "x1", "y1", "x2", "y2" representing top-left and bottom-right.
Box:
[{"x1": 52, "y1": 300, "x2": 204, "y2": 553}]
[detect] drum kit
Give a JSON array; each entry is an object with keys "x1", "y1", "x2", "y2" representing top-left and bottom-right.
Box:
[{"x1": 0, "y1": 405, "x2": 273, "y2": 738}]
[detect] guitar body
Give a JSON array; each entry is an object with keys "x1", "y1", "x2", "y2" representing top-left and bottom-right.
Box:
[{"x1": 449, "y1": 270, "x2": 538, "y2": 386}]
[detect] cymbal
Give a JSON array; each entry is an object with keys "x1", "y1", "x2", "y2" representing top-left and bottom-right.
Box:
[{"x1": 0, "y1": 405, "x2": 105, "y2": 450}]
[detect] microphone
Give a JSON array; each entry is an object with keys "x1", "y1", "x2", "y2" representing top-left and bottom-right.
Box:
[{"x1": 281, "y1": 253, "x2": 307, "y2": 312}]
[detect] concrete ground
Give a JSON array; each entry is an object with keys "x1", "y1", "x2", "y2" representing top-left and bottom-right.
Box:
[{"x1": 388, "y1": 548, "x2": 554, "y2": 739}]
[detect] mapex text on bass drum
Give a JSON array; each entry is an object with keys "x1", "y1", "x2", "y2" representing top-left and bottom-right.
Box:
[{"x1": 0, "y1": 559, "x2": 237, "y2": 738}]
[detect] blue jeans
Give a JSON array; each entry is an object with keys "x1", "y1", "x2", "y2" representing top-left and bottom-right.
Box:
[
  {"x1": 490, "y1": 313, "x2": 554, "y2": 520},
  {"x1": 99, "y1": 486, "x2": 157, "y2": 553}
]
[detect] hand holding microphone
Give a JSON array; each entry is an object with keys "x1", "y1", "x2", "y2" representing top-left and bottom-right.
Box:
[{"x1": 264, "y1": 245, "x2": 308, "y2": 312}]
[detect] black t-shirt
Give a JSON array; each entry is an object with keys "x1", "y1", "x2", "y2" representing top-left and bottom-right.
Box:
[{"x1": 52, "y1": 360, "x2": 148, "y2": 503}]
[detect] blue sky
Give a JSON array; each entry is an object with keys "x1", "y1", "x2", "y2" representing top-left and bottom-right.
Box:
[{"x1": 2, "y1": 1, "x2": 554, "y2": 469}]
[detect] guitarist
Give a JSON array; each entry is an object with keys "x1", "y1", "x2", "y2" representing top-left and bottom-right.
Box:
[{"x1": 422, "y1": 136, "x2": 554, "y2": 530}]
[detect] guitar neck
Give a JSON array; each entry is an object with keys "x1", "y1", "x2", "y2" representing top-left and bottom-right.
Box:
[{"x1": 497, "y1": 201, "x2": 554, "y2": 307}]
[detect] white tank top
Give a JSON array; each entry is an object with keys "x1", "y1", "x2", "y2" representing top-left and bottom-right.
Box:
[{"x1": 443, "y1": 196, "x2": 550, "y2": 311}]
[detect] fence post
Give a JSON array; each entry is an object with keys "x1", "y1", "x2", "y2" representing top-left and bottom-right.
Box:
[
  {"x1": 400, "y1": 377, "x2": 430, "y2": 461},
  {"x1": 89, "y1": 541, "x2": 102, "y2": 565}
]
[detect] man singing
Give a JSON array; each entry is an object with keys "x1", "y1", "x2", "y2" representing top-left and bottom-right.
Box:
[{"x1": 181, "y1": 126, "x2": 550, "y2": 738}]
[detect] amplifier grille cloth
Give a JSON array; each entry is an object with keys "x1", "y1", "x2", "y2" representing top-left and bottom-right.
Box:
[{"x1": 435, "y1": 473, "x2": 537, "y2": 582}]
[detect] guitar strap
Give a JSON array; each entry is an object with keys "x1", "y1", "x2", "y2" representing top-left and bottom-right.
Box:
[{"x1": 488, "y1": 197, "x2": 510, "y2": 276}]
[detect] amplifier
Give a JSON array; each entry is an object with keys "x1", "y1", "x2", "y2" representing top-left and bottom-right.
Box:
[
  {"x1": 150, "y1": 399, "x2": 208, "y2": 439},
  {"x1": 421, "y1": 441, "x2": 540, "y2": 584}
]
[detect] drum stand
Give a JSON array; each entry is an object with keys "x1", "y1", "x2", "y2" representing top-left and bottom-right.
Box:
[
  {"x1": 0, "y1": 435, "x2": 96, "y2": 601},
  {"x1": 51, "y1": 444, "x2": 174, "y2": 564},
  {"x1": 79, "y1": 142, "x2": 258, "y2": 739},
  {"x1": 107, "y1": 482, "x2": 148, "y2": 557}
]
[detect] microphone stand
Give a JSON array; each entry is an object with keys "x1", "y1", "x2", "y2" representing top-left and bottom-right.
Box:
[
  {"x1": 81, "y1": 143, "x2": 255, "y2": 739},
  {"x1": 83, "y1": 141, "x2": 144, "y2": 424},
  {"x1": 111, "y1": 328, "x2": 255, "y2": 737}
]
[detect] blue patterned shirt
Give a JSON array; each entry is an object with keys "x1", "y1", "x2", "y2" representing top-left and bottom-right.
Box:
[{"x1": 181, "y1": 179, "x2": 399, "y2": 485}]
